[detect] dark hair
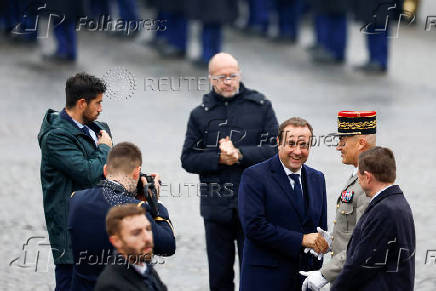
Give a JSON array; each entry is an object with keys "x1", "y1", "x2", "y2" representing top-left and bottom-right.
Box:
[
  {"x1": 358, "y1": 146, "x2": 396, "y2": 183},
  {"x1": 106, "y1": 142, "x2": 142, "y2": 175},
  {"x1": 278, "y1": 117, "x2": 313, "y2": 143},
  {"x1": 106, "y1": 204, "x2": 146, "y2": 236},
  {"x1": 65, "y1": 72, "x2": 106, "y2": 108}
]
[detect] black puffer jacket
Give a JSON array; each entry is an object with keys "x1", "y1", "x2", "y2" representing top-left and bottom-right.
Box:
[{"x1": 181, "y1": 83, "x2": 278, "y2": 222}]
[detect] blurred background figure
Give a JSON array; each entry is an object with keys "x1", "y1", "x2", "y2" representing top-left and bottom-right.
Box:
[
  {"x1": 151, "y1": 0, "x2": 188, "y2": 59},
  {"x1": 243, "y1": 0, "x2": 270, "y2": 37},
  {"x1": 1, "y1": 0, "x2": 38, "y2": 44},
  {"x1": 309, "y1": 0, "x2": 348, "y2": 64},
  {"x1": 185, "y1": 0, "x2": 239, "y2": 68},
  {"x1": 352, "y1": 0, "x2": 404, "y2": 73},
  {"x1": 273, "y1": 0, "x2": 304, "y2": 43},
  {"x1": 42, "y1": 0, "x2": 84, "y2": 63}
]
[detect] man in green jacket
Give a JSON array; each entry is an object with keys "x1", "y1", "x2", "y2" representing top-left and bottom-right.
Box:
[{"x1": 38, "y1": 72, "x2": 113, "y2": 290}]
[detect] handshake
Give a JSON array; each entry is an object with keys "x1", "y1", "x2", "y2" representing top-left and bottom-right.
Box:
[{"x1": 302, "y1": 227, "x2": 332, "y2": 260}]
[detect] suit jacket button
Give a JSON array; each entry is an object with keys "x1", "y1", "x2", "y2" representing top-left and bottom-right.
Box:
[
  {"x1": 336, "y1": 204, "x2": 340, "y2": 208},
  {"x1": 331, "y1": 251, "x2": 334, "y2": 256},
  {"x1": 333, "y1": 220, "x2": 336, "y2": 224},
  {"x1": 341, "y1": 211, "x2": 345, "y2": 214}
]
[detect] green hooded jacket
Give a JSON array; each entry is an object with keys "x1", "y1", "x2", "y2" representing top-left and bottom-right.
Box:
[{"x1": 38, "y1": 109, "x2": 112, "y2": 264}]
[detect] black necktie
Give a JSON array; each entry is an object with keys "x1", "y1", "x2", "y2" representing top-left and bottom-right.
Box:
[{"x1": 289, "y1": 174, "x2": 305, "y2": 213}]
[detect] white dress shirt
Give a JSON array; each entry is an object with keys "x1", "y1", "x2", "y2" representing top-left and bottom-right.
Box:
[
  {"x1": 370, "y1": 184, "x2": 393, "y2": 203},
  {"x1": 71, "y1": 118, "x2": 98, "y2": 146}
]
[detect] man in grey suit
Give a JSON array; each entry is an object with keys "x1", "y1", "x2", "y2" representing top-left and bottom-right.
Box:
[{"x1": 300, "y1": 111, "x2": 377, "y2": 290}]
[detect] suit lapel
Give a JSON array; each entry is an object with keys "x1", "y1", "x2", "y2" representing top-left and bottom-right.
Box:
[
  {"x1": 301, "y1": 165, "x2": 316, "y2": 224},
  {"x1": 270, "y1": 155, "x2": 304, "y2": 221}
]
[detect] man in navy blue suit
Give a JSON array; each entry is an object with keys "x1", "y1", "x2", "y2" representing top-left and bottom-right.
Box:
[
  {"x1": 239, "y1": 117, "x2": 329, "y2": 291},
  {"x1": 331, "y1": 147, "x2": 415, "y2": 290}
]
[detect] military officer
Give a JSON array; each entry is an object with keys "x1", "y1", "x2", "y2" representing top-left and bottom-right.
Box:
[{"x1": 300, "y1": 111, "x2": 377, "y2": 291}]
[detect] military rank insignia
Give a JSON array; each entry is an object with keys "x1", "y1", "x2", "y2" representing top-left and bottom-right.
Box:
[{"x1": 341, "y1": 190, "x2": 354, "y2": 203}]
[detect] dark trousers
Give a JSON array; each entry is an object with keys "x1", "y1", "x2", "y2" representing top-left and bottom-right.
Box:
[
  {"x1": 165, "y1": 12, "x2": 188, "y2": 51},
  {"x1": 201, "y1": 23, "x2": 222, "y2": 62},
  {"x1": 55, "y1": 264, "x2": 73, "y2": 291},
  {"x1": 53, "y1": 20, "x2": 77, "y2": 59},
  {"x1": 247, "y1": 0, "x2": 270, "y2": 32},
  {"x1": 366, "y1": 26, "x2": 389, "y2": 68},
  {"x1": 204, "y1": 209, "x2": 244, "y2": 291},
  {"x1": 276, "y1": 0, "x2": 303, "y2": 40},
  {"x1": 316, "y1": 14, "x2": 347, "y2": 60}
]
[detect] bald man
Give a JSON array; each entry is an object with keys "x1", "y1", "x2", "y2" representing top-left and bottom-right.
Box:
[{"x1": 181, "y1": 53, "x2": 279, "y2": 290}]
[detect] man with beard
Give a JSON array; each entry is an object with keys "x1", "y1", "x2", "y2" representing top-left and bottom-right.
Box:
[
  {"x1": 38, "y1": 72, "x2": 112, "y2": 290},
  {"x1": 95, "y1": 204, "x2": 168, "y2": 291},
  {"x1": 68, "y1": 142, "x2": 175, "y2": 291},
  {"x1": 181, "y1": 52, "x2": 278, "y2": 290}
]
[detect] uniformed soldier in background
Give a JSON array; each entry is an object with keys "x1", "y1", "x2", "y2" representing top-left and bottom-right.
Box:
[{"x1": 300, "y1": 111, "x2": 377, "y2": 291}]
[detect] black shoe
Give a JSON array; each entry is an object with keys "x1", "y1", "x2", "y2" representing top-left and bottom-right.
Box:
[
  {"x1": 354, "y1": 62, "x2": 387, "y2": 74},
  {"x1": 158, "y1": 44, "x2": 186, "y2": 59},
  {"x1": 312, "y1": 48, "x2": 344, "y2": 65},
  {"x1": 42, "y1": 53, "x2": 76, "y2": 64},
  {"x1": 191, "y1": 58, "x2": 208, "y2": 69}
]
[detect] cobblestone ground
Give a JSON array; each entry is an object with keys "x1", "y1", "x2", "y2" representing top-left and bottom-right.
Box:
[{"x1": 1, "y1": 15, "x2": 435, "y2": 290}]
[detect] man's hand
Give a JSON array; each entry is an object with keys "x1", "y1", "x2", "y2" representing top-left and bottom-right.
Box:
[
  {"x1": 302, "y1": 233, "x2": 329, "y2": 254},
  {"x1": 98, "y1": 130, "x2": 112, "y2": 147},
  {"x1": 304, "y1": 248, "x2": 323, "y2": 260},
  {"x1": 219, "y1": 137, "x2": 239, "y2": 165},
  {"x1": 299, "y1": 271, "x2": 328, "y2": 291},
  {"x1": 141, "y1": 173, "x2": 161, "y2": 200},
  {"x1": 317, "y1": 227, "x2": 332, "y2": 250}
]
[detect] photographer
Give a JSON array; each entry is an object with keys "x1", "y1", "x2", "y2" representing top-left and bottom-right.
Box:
[{"x1": 68, "y1": 142, "x2": 175, "y2": 291}]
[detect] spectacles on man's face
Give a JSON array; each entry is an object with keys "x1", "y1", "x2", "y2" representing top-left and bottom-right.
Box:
[{"x1": 210, "y1": 73, "x2": 241, "y2": 82}]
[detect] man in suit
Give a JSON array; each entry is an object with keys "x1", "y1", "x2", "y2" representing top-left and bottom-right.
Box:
[
  {"x1": 68, "y1": 142, "x2": 175, "y2": 290},
  {"x1": 95, "y1": 204, "x2": 168, "y2": 291},
  {"x1": 238, "y1": 117, "x2": 329, "y2": 291},
  {"x1": 332, "y1": 147, "x2": 415, "y2": 290},
  {"x1": 300, "y1": 111, "x2": 376, "y2": 290}
]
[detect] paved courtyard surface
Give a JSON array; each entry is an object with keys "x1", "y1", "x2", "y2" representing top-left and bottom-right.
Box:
[{"x1": 1, "y1": 12, "x2": 436, "y2": 290}]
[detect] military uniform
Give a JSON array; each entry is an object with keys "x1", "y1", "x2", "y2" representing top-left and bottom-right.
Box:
[{"x1": 320, "y1": 171, "x2": 369, "y2": 282}]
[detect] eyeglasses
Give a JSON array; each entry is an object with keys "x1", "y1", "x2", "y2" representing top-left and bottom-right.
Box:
[{"x1": 210, "y1": 73, "x2": 241, "y2": 82}]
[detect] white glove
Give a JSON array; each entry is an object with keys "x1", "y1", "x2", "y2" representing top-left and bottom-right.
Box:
[
  {"x1": 317, "y1": 227, "x2": 332, "y2": 251},
  {"x1": 300, "y1": 270, "x2": 328, "y2": 291},
  {"x1": 304, "y1": 247, "x2": 323, "y2": 260}
]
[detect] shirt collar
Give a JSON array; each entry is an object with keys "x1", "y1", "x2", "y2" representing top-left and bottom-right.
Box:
[
  {"x1": 370, "y1": 184, "x2": 393, "y2": 203},
  {"x1": 279, "y1": 160, "x2": 302, "y2": 176},
  {"x1": 133, "y1": 263, "x2": 148, "y2": 276}
]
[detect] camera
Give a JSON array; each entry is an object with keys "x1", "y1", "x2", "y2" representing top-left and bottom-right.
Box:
[{"x1": 136, "y1": 173, "x2": 160, "y2": 218}]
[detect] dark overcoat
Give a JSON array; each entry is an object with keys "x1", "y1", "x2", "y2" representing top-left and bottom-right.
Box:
[
  {"x1": 181, "y1": 83, "x2": 278, "y2": 223},
  {"x1": 332, "y1": 185, "x2": 415, "y2": 291}
]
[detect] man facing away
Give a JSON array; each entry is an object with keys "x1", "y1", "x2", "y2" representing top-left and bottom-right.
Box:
[
  {"x1": 238, "y1": 117, "x2": 329, "y2": 291},
  {"x1": 332, "y1": 147, "x2": 415, "y2": 290},
  {"x1": 68, "y1": 142, "x2": 175, "y2": 290},
  {"x1": 181, "y1": 52, "x2": 278, "y2": 290},
  {"x1": 38, "y1": 72, "x2": 112, "y2": 290},
  {"x1": 95, "y1": 204, "x2": 168, "y2": 291}
]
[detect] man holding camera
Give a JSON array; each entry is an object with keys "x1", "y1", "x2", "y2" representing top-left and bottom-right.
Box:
[
  {"x1": 181, "y1": 53, "x2": 278, "y2": 290},
  {"x1": 38, "y1": 72, "x2": 112, "y2": 290},
  {"x1": 95, "y1": 204, "x2": 168, "y2": 291},
  {"x1": 68, "y1": 142, "x2": 175, "y2": 291}
]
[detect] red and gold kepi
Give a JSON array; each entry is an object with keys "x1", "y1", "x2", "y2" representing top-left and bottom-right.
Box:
[{"x1": 336, "y1": 111, "x2": 376, "y2": 135}]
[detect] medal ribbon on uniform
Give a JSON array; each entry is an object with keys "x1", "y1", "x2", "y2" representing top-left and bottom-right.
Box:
[{"x1": 341, "y1": 190, "x2": 354, "y2": 203}]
